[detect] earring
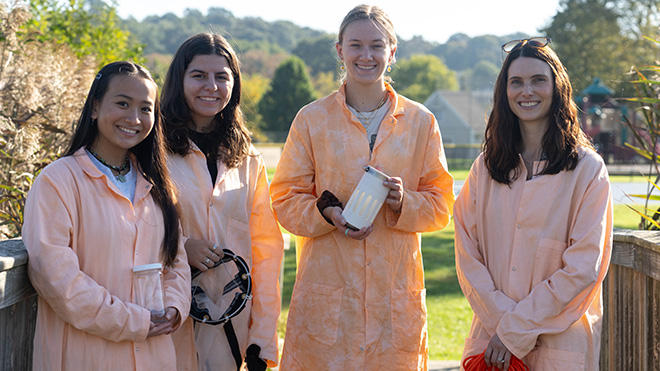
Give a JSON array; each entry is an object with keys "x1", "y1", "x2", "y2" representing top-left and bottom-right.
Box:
[
  {"x1": 340, "y1": 62, "x2": 345, "y2": 71},
  {"x1": 387, "y1": 65, "x2": 391, "y2": 73}
]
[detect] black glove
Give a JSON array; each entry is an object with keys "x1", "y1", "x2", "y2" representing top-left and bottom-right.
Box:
[{"x1": 245, "y1": 344, "x2": 267, "y2": 371}]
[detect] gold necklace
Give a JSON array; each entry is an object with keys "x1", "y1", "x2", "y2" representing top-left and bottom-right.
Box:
[{"x1": 352, "y1": 93, "x2": 388, "y2": 127}]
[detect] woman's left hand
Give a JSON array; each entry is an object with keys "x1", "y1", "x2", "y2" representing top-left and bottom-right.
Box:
[
  {"x1": 383, "y1": 176, "x2": 404, "y2": 212},
  {"x1": 484, "y1": 334, "x2": 513, "y2": 370}
]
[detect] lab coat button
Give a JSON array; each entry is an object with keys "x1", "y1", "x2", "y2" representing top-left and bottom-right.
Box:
[
  {"x1": 135, "y1": 346, "x2": 139, "y2": 352},
  {"x1": 512, "y1": 267, "x2": 517, "y2": 271},
  {"x1": 517, "y1": 224, "x2": 521, "y2": 229}
]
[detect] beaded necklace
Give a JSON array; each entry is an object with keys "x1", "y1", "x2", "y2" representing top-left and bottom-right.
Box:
[{"x1": 87, "y1": 148, "x2": 130, "y2": 182}]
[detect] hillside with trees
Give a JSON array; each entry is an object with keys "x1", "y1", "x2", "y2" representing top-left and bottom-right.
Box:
[{"x1": 1, "y1": 0, "x2": 659, "y2": 238}]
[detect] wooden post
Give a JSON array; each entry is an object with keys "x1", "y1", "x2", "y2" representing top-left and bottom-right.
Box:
[
  {"x1": 0, "y1": 239, "x2": 36, "y2": 371},
  {"x1": 601, "y1": 230, "x2": 660, "y2": 370}
]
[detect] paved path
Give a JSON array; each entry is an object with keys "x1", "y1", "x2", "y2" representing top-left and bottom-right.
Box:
[
  {"x1": 429, "y1": 360, "x2": 460, "y2": 370},
  {"x1": 271, "y1": 360, "x2": 459, "y2": 370}
]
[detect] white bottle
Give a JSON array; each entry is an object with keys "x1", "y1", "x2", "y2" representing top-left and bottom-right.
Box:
[{"x1": 342, "y1": 166, "x2": 390, "y2": 230}]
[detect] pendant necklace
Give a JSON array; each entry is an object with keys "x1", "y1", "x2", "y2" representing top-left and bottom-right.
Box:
[
  {"x1": 353, "y1": 93, "x2": 388, "y2": 128},
  {"x1": 87, "y1": 148, "x2": 130, "y2": 183}
]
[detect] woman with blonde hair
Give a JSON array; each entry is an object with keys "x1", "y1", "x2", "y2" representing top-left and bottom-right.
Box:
[{"x1": 270, "y1": 5, "x2": 455, "y2": 370}]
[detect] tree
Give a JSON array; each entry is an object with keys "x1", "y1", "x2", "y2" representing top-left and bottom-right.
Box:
[
  {"x1": 257, "y1": 56, "x2": 317, "y2": 138},
  {"x1": 540, "y1": 0, "x2": 658, "y2": 95},
  {"x1": 467, "y1": 60, "x2": 500, "y2": 91},
  {"x1": 0, "y1": 0, "x2": 96, "y2": 238},
  {"x1": 390, "y1": 54, "x2": 459, "y2": 102},
  {"x1": 292, "y1": 34, "x2": 338, "y2": 77},
  {"x1": 23, "y1": 0, "x2": 143, "y2": 68},
  {"x1": 241, "y1": 73, "x2": 270, "y2": 140}
]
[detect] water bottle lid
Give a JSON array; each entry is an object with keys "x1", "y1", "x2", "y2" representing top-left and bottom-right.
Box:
[
  {"x1": 133, "y1": 263, "x2": 163, "y2": 273},
  {"x1": 363, "y1": 166, "x2": 389, "y2": 181}
]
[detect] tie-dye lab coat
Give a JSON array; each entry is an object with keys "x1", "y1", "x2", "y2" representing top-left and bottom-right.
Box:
[
  {"x1": 454, "y1": 149, "x2": 612, "y2": 370},
  {"x1": 269, "y1": 83, "x2": 455, "y2": 370}
]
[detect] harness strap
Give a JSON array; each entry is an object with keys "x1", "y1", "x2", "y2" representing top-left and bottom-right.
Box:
[{"x1": 224, "y1": 319, "x2": 243, "y2": 370}]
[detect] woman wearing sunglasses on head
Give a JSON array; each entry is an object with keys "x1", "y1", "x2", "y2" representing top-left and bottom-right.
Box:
[
  {"x1": 269, "y1": 4, "x2": 455, "y2": 370},
  {"x1": 454, "y1": 37, "x2": 613, "y2": 370}
]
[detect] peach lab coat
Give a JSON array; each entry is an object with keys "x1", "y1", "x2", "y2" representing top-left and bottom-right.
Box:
[
  {"x1": 168, "y1": 143, "x2": 284, "y2": 371},
  {"x1": 454, "y1": 148, "x2": 613, "y2": 370},
  {"x1": 23, "y1": 148, "x2": 191, "y2": 371},
  {"x1": 270, "y1": 83, "x2": 455, "y2": 370}
]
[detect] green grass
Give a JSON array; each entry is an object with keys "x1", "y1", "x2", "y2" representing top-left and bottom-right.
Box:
[
  {"x1": 421, "y1": 221, "x2": 470, "y2": 359},
  {"x1": 275, "y1": 204, "x2": 642, "y2": 361},
  {"x1": 271, "y1": 159, "x2": 644, "y2": 360}
]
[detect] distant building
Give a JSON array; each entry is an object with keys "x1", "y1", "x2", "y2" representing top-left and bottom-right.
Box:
[{"x1": 424, "y1": 90, "x2": 492, "y2": 159}]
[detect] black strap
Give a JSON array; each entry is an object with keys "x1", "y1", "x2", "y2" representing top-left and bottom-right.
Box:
[{"x1": 224, "y1": 319, "x2": 243, "y2": 370}]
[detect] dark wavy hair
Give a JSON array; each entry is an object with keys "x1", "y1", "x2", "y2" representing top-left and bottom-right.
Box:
[
  {"x1": 483, "y1": 42, "x2": 593, "y2": 185},
  {"x1": 161, "y1": 32, "x2": 251, "y2": 168},
  {"x1": 65, "y1": 61, "x2": 180, "y2": 267}
]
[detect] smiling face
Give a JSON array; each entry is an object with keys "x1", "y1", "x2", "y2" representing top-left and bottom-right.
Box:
[
  {"x1": 336, "y1": 19, "x2": 396, "y2": 88},
  {"x1": 507, "y1": 56, "x2": 554, "y2": 128},
  {"x1": 183, "y1": 54, "x2": 235, "y2": 131},
  {"x1": 91, "y1": 74, "x2": 157, "y2": 165}
]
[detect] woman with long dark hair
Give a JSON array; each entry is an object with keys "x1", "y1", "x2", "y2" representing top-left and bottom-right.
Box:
[
  {"x1": 454, "y1": 38, "x2": 613, "y2": 370},
  {"x1": 23, "y1": 61, "x2": 190, "y2": 370},
  {"x1": 163, "y1": 33, "x2": 283, "y2": 371}
]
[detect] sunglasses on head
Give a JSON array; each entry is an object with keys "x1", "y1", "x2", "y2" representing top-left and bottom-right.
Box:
[{"x1": 501, "y1": 37, "x2": 552, "y2": 53}]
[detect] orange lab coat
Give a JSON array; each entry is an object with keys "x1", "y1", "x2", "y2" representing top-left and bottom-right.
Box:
[
  {"x1": 168, "y1": 143, "x2": 283, "y2": 370},
  {"x1": 23, "y1": 148, "x2": 191, "y2": 371},
  {"x1": 454, "y1": 148, "x2": 612, "y2": 370},
  {"x1": 269, "y1": 83, "x2": 455, "y2": 370}
]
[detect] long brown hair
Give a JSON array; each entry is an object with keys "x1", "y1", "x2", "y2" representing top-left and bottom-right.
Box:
[
  {"x1": 483, "y1": 42, "x2": 593, "y2": 185},
  {"x1": 66, "y1": 61, "x2": 180, "y2": 267},
  {"x1": 161, "y1": 33, "x2": 251, "y2": 168}
]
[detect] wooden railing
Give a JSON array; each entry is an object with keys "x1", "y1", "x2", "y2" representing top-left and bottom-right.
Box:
[
  {"x1": 2, "y1": 231, "x2": 659, "y2": 370},
  {"x1": 601, "y1": 230, "x2": 660, "y2": 371},
  {"x1": 0, "y1": 239, "x2": 36, "y2": 371}
]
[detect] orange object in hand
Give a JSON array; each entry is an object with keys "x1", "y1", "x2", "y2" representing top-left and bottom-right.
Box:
[{"x1": 463, "y1": 350, "x2": 529, "y2": 371}]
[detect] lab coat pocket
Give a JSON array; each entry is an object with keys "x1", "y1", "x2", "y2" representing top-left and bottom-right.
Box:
[
  {"x1": 391, "y1": 288, "x2": 427, "y2": 353},
  {"x1": 532, "y1": 238, "x2": 567, "y2": 287},
  {"x1": 226, "y1": 218, "x2": 251, "y2": 258},
  {"x1": 293, "y1": 281, "x2": 343, "y2": 347},
  {"x1": 525, "y1": 345, "x2": 585, "y2": 370}
]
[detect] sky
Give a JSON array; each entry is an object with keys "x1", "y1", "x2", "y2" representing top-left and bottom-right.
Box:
[{"x1": 114, "y1": 0, "x2": 563, "y2": 44}]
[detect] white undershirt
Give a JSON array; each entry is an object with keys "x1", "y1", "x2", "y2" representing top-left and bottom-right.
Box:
[
  {"x1": 347, "y1": 99, "x2": 392, "y2": 153},
  {"x1": 86, "y1": 150, "x2": 137, "y2": 202}
]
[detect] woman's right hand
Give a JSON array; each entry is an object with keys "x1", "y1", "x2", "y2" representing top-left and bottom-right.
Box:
[
  {"x1": 147, "y1": 306, "x2": 180, "y2": 338},
  {"x1": 323, "y1": 206, "x2": 373, "y2": 240},
  {"x1": 185, "y1": 238, "x2": 223, "y2": 271},
  {"x1": 484, "y1": 334, "x2": 513, "y2": 370}
]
